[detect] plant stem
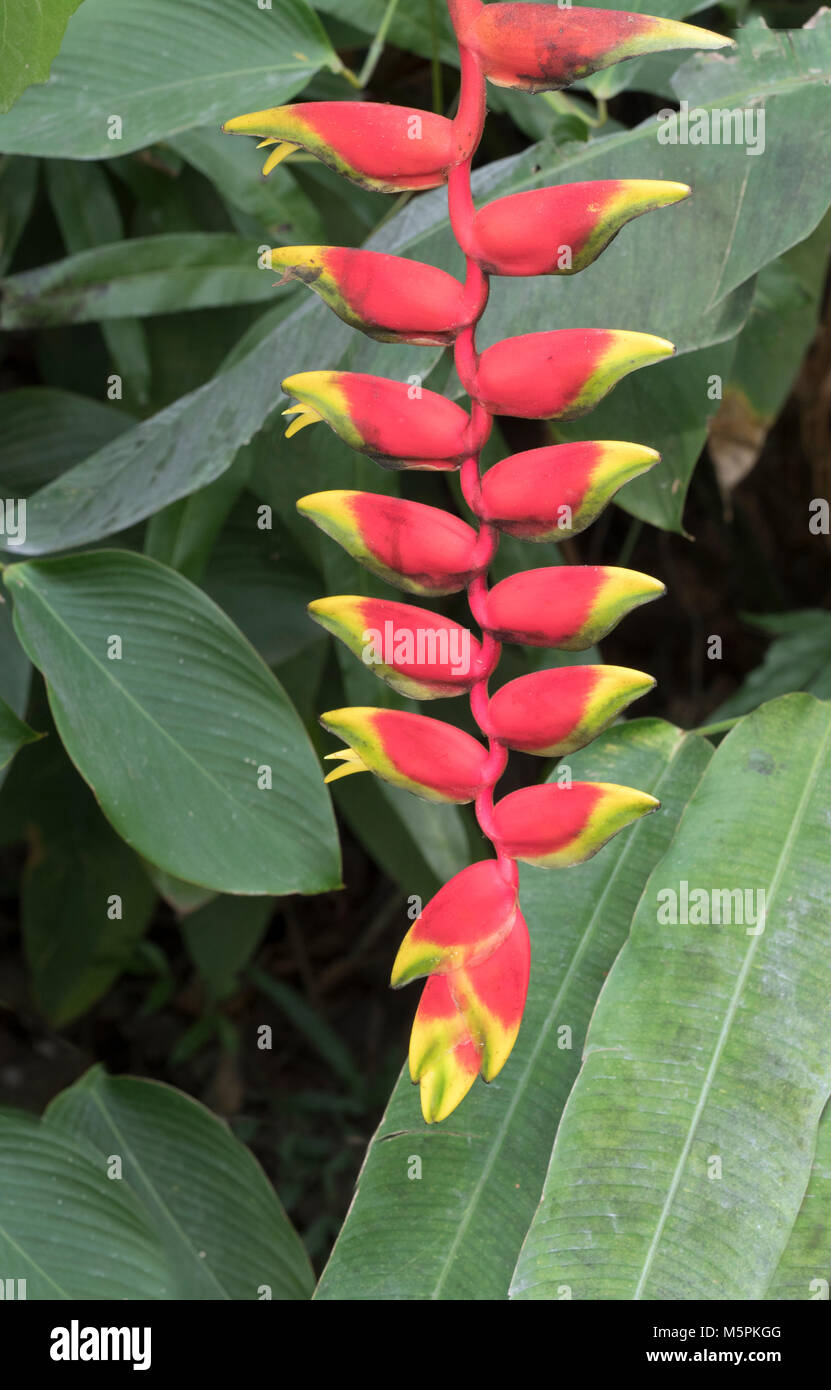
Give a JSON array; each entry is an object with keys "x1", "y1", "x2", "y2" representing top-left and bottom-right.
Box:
[{"x1": 357, "y1": 0, "x2": 403, "y2": 88}]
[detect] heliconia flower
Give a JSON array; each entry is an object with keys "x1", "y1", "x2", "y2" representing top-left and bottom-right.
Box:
[
  {"x1": 479, "y1": 440, "x2": 659, "y2": 541},
  {"x1": 222, "y1": 102, "x2": 459, "y2": 190},
  {"x1": 307, "y1": 595, "x2": 482, "y2": 699},
  {"x1": 451, "y1": 2, "x2": 734, "y2": 93},
  {"x1": 270, "y1": 247, "x2": 475, "y2": 346},
  {"x1": 319, "y1": 707, "x2": 488, "y2": 804},
  {"x1": 409, "y1": 911, "x2": 531, "y2": 1123},
  {"x1": 391, "y1": 858, "x2": 519, "y2": 986},
  {"x1": 488, "y1": 664, "x2": 655, "y2": 756},
  {"x1": 282, "y1": 371, "x2": 472, "y2": 471},
  {"x1": 482, "y1": 565, "x2": 664, "y2": 649},
  {"x1": 472, "y1": 330, "x2": 674, "y2": 420},
  {"x1": 470, "y1": 180, "x2": 690, "y2": 278},
  {"x1": 492, "y1": 782, "x2": 659, "y2": 867},
  {"x1": 296, "y1": 491, "x2": 481, "y2": 596}
]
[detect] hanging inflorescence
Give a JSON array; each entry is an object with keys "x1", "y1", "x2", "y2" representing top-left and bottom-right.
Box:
[{"x1": 224, "y1": 1, "x2": 733, "y2": 1123}]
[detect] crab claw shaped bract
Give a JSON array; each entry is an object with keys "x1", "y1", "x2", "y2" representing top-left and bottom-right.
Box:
[
  {"x1": 455, "y1": 3, "x2": 734, "y2": 93},
  {"x1": 479, "y1": 440, "x2": 659, "y2": 541},
  {"x1": 270, "y1": 247, "x2": 473, "y2": 345},
  {"x1": 319, "y1": 707, "x2": 488, "y2": 804},
  {"x1": 410, "y1": 910, "x2": 531, "y2": 1122},
  {"x1": 471, "y1": 179, "x2": 690, "y2": 277},
  {"x1": 308, "y1": 596, "x2": 482, "y2": 700},
  {"x1": 473, "y1": 330, "x2": 674, "y2": 420},
  {"x1": 222, "y1": 102, "x2": 459, "y2": 191},
  {"x1": 489, "y1": 665, "x2": 655, "y2": 756},
  {"x1": 282, "y1": 371, "x2": 472, "y2": 471},
  {"x1": 409, "y1": 974, "x2": 481, "y2": 1122},
  {"x1": 391, "y1": 858, "x2": 519, "y2": 986},
  {"x1": 296, "y1": 491, "x2": 481, "y2": 596},
  {"x1": 493, "y1": 782, "x2": 659, "y2": 867},
  {"x1": 482, "y1": 565, "x2": 664, "y2": 650}
]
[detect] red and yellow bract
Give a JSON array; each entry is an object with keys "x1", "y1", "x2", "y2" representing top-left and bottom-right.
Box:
[{"x1": 224, "y1": 0, "x2": 733, "y2": 1124}]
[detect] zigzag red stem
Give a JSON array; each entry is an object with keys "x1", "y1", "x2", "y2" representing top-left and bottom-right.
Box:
[{"x1": 449, "y1": 40, "x2": 517, "y2": 889}]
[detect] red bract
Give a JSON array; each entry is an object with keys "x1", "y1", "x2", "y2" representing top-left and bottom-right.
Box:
[
  {"x1": 470, "y1": 180, "x2": 690, "y2": 276},
  {"x1": 282, "y1": 371, "x2": 473, "y2": 470},
  {"x1": 488, "y1": 665, "x2": 656, "y2": 756},
  {"x1": 319, "y1": 707, "x2": 489, "y2": 804},
  {"x1": 392, "y1": 859, "x2": 519, "y2": 985},
  {"x1": 226, "y1": 0, "x2": 732, "y2": 1123},
  {"x1": 271, "y1": 247, "x2": 480, "y2": 345},
  {"x1": 451, "y1": 2, "x2": 733, "y2": 91},
  {"x1": 472, "y1": 329, "x2": 674, "y2": 420},
  {"x1": 307, "y1": 595, "x2": 483, "y2": 699},
  {"x1": 482, "y1": 565, "x2": 665, "y2": 648},
  {"x1": 223, "y1": 102, "x2": 461, "y2": 190},
  {"x1": 478, "y1": 440, "x2": 659, "y2": 540},
  {"x1": 296, "y1": 491, "x2": 482, "y2": 596}
]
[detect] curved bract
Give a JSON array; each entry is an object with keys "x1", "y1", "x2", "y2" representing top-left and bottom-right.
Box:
[{"x1": 224, "y1": 0, "x2": 732, "y2": 1123}]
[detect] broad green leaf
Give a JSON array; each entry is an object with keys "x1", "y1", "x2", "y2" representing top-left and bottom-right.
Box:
[
  {"x1": 1, "y1": 234, "x2": 288, "y2": 328},
  {"x1": 0, "y1": 0, "x2": 85, "y2": 113},
  {"x1": 316, "y1": 719, "x2": 712, "y2": 1299},
  {"x1": 0, "y1": 0, "x2": 337, "y2": 156},
  {"x1": 171, "y1": 126, "x2": 327, "y2": 245},
  {"x1": 45, "y1": 160, "x2": 151, "y2": 407},
  {"x1": 182, "y1": 896, "x2": 273, "y2": 1002},
  {"x1": 202, "y1": 495, "x2": 326, "y2": 669},
  {"x1": 144, "y1": 862, "x2": 217, "y2": 917},
  {"x1": 768, "y1": 1099, "x2": 831, "y2": 1300},
  {"x1": 0, "y1": 155, "x2": 39, "y2": 273},
  {"x1": 4, "y1": 550, "x2": 340, "y2": 894},
  {"x1": 709, "y1": 612, "x2": 831, "y2": 723},
  {"x1": 0, "y1": 695, "x2": 39, "y2": 768},
  {"x1": 511, "y1": 693, "x2": 831, "y2": 1300},
  {"x1": 23, "y1": 799, "x2": 156, "y2": 1027},
  {"x1": 144, "y1": 450, "x2": 254, "y2": 584},
  {"x1": 0, "y1": 591, "x2": 30, "y2": 720},
  {"x1": 46, "y1": 1066, "x2": 315, "y2": 1300},
  {"x1": 0, "y1": 387, "x2": 132, "y2": 496},
  {"x1": 0, "y1": 1112, "x2": 169, "y2": 1299},
  {"x1": 709, "y1": 213, "x2": 831, "y2": 491}
]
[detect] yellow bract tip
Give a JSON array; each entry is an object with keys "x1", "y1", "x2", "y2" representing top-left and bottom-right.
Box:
[{"x1": 262, "y1": 142, "x2": 299, "y2": 176}]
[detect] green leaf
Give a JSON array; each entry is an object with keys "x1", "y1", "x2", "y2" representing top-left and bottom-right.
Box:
[
  {"x1": 511, "y1": 693, "x2": 831, "y2": 1300},
  {"x1": 709, "y1": 212, "x2": 831, "y2": 490},
  {"x1": 143, "y1": 449, "x2": 254, "y2": 584},
  {"x1": 0, "y1": 695, "x2": 40, "y2": 769},
  {"x1": 769, "y1": 1099, "x2": 831, "y2": 1300},
  {"x1": 316, "y1": 719, "x2": 712, "y2": 1299},
  {"x1": 0, "y1": 0, "x2": 85, "y2": 114},
  {"x1": 710, "y1": 611, "x2": 831, "y2": 723},
  {"x1": 0, "y1": 387, "x2": 132, "y2": 496},
  {"x1": 0, "y1": 0, "x2": 337, "y2": 156},
  {"x1": 1, "y1": 234, "x2": 289, "y2": 328},
  {"x1": 182, "y1": 895, "x2": 273, "y2": 1002},
  {"x1": 0, "y1": 155, "x2": 39, "y2": 273},
  {"x1": 45, "y1": 160, "x2": 151, "y2": 407},
  {"x1": 0, "y1": 1111, "x2": 169, "y2": 1299},
  {"x1": 4, "y1": 550, "x2": 340, "y2": 894},
  {"x1": 45, "y1": 1066, "x2": 315, "y2": 1299},
  {"x1": 23, "y1": 770, "x2": 156, "y2": 1026},
  {"x1": 171, "y1": 126, "x2": 327, "y2": 245}
]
